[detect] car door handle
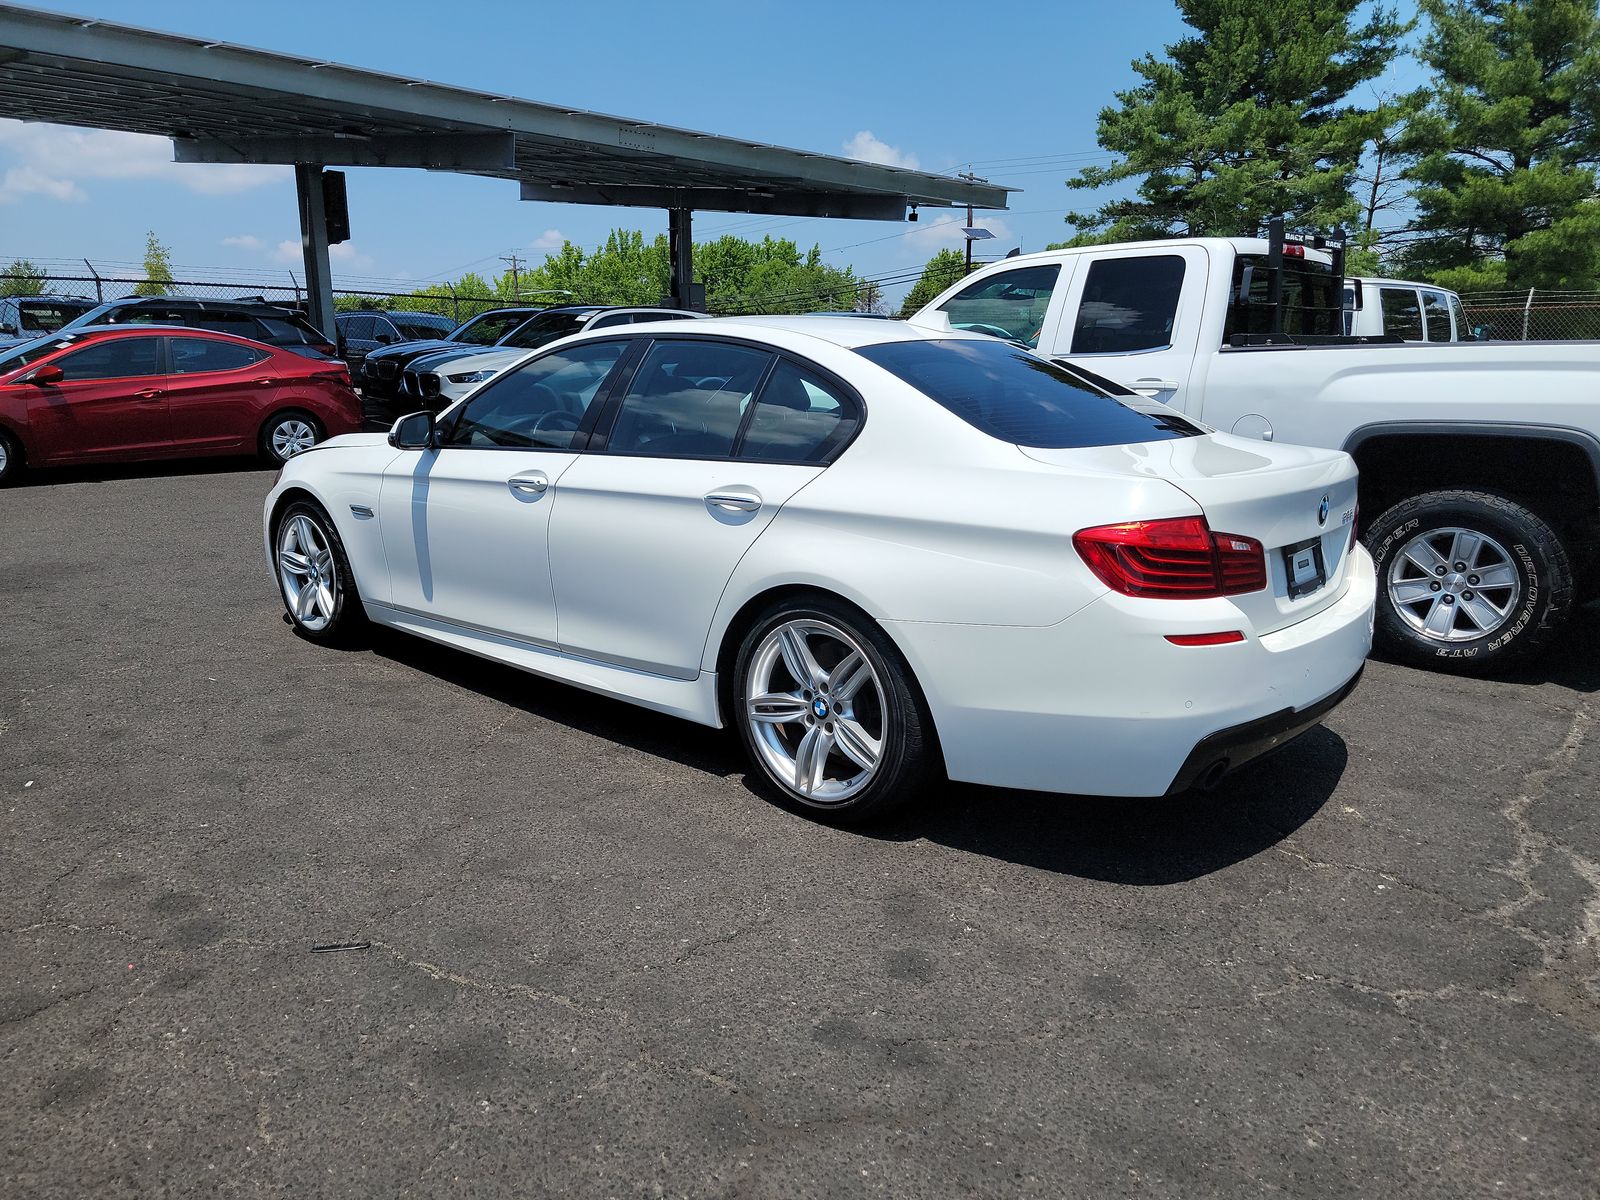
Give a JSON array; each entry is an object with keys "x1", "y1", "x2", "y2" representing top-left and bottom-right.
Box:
[
  {"x1": 705, "y1": 489, "x2": 762, "y2": 514},
  {"x1": 507, "y1": 471, "x2": 549, "y2": 495},
  {"x1": 134, "y1": 388, "x2": 163, "y2": 401},
  {"x1": 253, "y1": 377, "x2": 276, "y2": 387},
  {"x1": 1131, "y1": 378, "x2": 1180, "y2": 392}
]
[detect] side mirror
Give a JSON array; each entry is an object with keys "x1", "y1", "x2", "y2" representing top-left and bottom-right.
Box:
[
  {"x1": 375, "y1": 333, "x2": 394, "y2": 345},
  {"x1": 388, "y1": 410, "x2": 437, "y2": 450},
  {"x1": 30, "y1": 364, "x2": 64, "y2": 386},
  {"x1": 1472, "y1": 325, "x2": 1489, "y2": 342}
]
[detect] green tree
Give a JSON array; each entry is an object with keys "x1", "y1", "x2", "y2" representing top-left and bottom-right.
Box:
[
  {"x1": 1065, "y1": 0, "x2": 1408, "y2": 242},
  {"x1": 897, "y1": 249, "x2": 968, "y2": 317},
  {"x1": 1395, "y1": 0, "x2": 1600, "y2": 291},
  {"x1": 133, "y1": 231, "x2": 175, "y2": 297},
  {"x1": 0, "y1": 258, "x2": 46, "y2": 297}
]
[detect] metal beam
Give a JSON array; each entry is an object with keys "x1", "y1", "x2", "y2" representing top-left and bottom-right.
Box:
[
  {"x1": 668, "y1": 208, "x2": 700, "y2": 312},
  {"x1": 295, "y1": 164, "x2": 335, "y2": 343},
  {"x1": 176, "y1": 132, "x2": 516, "y2": 171},
  {"x1": 520, "y1": 181, "x2": 907, "y2": 221}
]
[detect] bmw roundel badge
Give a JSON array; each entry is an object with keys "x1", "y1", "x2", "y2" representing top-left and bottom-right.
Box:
[{"x1": 1318, "y1": 495, "x2": 1330, "y2": 526}]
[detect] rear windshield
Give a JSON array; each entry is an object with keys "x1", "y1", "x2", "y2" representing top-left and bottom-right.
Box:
[
  {"x1": 857, "y1": 339, "x2": 1200, "y2": 448},
  {"x1": 1223, "y1": 256, "x2": 1344, "y2": 340},
  {"x1": 18, "y1": 301, "x2": 95, "y2": 333}
]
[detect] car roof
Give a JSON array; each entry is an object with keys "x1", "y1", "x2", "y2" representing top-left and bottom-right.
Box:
[{"x1": 624, "y1": 314, "x2": 991, "y2": 350}]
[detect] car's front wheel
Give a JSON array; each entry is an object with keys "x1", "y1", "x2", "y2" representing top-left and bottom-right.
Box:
[
  {"x1": 0, "y1": 427, "x2": 21, "y2": 486},
  {"x1": 273, "y1": 500, "x2": 365, "y2": 643},
  {"x1": 261, "y1": 410, "x2": 323, "y2": 466},
  {"x1": 733, "y1": 598, "x2": 937, "y2": 824},
  {"x1": 1365, "y1": 489, "x2": 1572, "y2": 672}
]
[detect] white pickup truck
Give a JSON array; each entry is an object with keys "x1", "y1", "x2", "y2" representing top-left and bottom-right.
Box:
[
  {"x1": 1344, "y1": 276, "x2": 1472, "y2": 342},
  {"x1": 912, "y1": 234, "x2": 1600, "y2": 673}
]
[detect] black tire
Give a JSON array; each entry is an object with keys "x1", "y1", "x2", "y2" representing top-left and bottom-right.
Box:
[
  {"x1": 271, "y1": 499, "x2": 367, "y2": 645},
  {"x1": 731, "y1": 596, "x2": 938, "y2": 825},
  {"x1": 259, "y1": 410, "x2": 323, "y2": 467},
  {"x1": 1364, "y1": 489, "x2": 1572, "y2": 673},
  {"x1": 0, "y1": 427, "x2": 21, "y2": 486}
]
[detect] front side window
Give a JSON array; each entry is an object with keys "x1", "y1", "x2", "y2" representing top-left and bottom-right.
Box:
[
  {"x1": 938, "y1": 264, "x2": 1060, "y2": 348},
  {"x1": 1380, "y1": 288, "x2": 1424, "y2": 341},
  {"x1": 171, "y1": 336, "x2": 269, "y2": 374},
  {"x1": 1449, "y1": 294, "x2": 1475, "y2": 341},
  {"x1": 444, "y1": 340, "x2": 627, "y2": 450},
  {"x1": 502, "y1": 311, "x2": 595, "y2": 350},
  {"x1": 1071, "y1": 256, "x2": 1185, "y2": 354},
  {"x1": 55, "y1": 337, "x2": 163, "y2": 382},
  {"x1": 605, "y1": 340, "x2": 773, "y2": 459},
  {"x1": 857, "y1": 338, "x2": 1200, "y2": 449},
  {"x1": 738, "y1": 360, "x2": 860, "y2": 463},
  {"x1": 1422, "y1": 291, "x2": 1453, "y2": 341},
  {"x1": 341, "y1": 315, "x2": 377, "y2": 341}
]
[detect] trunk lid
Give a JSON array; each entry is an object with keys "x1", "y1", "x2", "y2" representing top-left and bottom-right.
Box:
[{"x1": 1022, "y1": 433, "x2": 1360, "y2": 634}]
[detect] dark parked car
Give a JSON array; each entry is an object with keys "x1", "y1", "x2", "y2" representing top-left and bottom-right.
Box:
[
  {"x1": 334, "y1": 309, "x2": 456, "y2": 374},
  {"x1": 59, "y1": 297, "x2": 339, "y2": 362},
  {"x1": 0, "y1": 295, "x2": 99, "y2": 347},
  {"x1": 355, "y1": 306, "x2": 548, "y2": 406},
  {"x1": 0, "y1": 326, "x2": 362, "y2": 484}
]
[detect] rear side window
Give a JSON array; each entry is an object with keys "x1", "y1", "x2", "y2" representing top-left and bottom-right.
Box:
[
  {"x1": 259, "y1": 317, "x2": 319, "y2": 346},
  {"x1": 171, "y1": 337, "x2": 269, "y2": 373},
  {"x1": 938, "y1": 264, "x2": 1060, "y2": 348},
  {"x1": 1422, "y1": 291, "x2": 1453, "y2": 341},
  {"x1": 739, "y1": 360, "x2": 860, "y2": 463},
  {"x1": 857, "y1": 338, "x2": 1199, "y2": 449},
  {"x1": 193, "y1": 314, "x2": 266, "y2": 341},
  {"x1": 55, "y1": 337, "x2": 163, "y2": 381},
  {"x1": 1380, "y1": 288, "x2": 1423, "y2": 341},
  {"x1": 1070, "y1": 256, "x2": 1185, "y2": 354},
  {"x1": 606, "y1": 341, "x2": 773, "y2": 458}
]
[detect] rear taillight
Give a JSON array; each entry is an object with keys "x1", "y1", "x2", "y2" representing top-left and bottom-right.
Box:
[{"x1": 1073, "y1": 516, "x2": 1268, "y2": 599}]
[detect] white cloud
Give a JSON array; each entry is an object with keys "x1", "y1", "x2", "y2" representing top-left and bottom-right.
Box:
[
  {"x1": 0, "y1": 119, "x2": 290, "y2": 200},
  {"x1": 273, "y1": 239, "x2": 301, "y2": 265},
  {"x1": 843, "y1": 130, "x2": 920, "y2": 171},
  {"x1": 273, "y1": 237, "x2": 374, "y2": 273},
  {"x1": 221, "y1": 234, "x2": 264, "y2": 250},
  {"x1": 531, "y1": 228, "x2": 565, "y2": 250},
  {"x1": 904, "y1": 214, "x2": 1015, "y2": 254},
  {"x1": 0, "y1": 164, "x2": 85, "y2": 204}
]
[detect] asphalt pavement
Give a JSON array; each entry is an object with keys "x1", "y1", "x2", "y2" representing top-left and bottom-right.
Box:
[{"x1": 2, "y1": 458, "x2": 1597, "y2": 1198}]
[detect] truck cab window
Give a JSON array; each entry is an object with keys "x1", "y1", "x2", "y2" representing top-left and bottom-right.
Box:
[
  {"x1": 1422, "y1": 291, "x2": 1452, "y2": 341},
  {"x1": 1070, "y1": 256, "x2": 1185, "y2": 354},
  {"x1": 937, "y1": 264, "x2": 1060, "y2": 348},
  {"x1": 1381, "y1": 288, "x2": 1424, "y2": 341}
]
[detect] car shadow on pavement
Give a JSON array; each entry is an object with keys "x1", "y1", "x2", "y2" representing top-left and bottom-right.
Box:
[
  {"x1": 867, "y1": 727, "x2": 1347, "y2": 885},
  {"x1": 369, "y1": 627, "x2": 1345, "y2": 885},
  {"x1": 16, "y1": 455, "x2": 272, "y2": 486}
]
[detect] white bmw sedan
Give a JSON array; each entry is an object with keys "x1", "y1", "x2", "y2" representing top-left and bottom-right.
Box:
[{"x1": 264, "y1": 317, "x2": 1375, "y2": 822}]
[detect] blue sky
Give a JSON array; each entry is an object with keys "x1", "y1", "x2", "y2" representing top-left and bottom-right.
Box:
[{"x1": 0, "y1": 1, "x2": 1422, "y2": 304}]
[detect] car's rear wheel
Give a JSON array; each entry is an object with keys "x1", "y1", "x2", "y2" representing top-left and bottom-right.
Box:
[
  {"x1": 0, "y1": 428, "x2": 21, "y2": 486},
  {"x1": 273, "y1": 500, "x2": 365, "y2": 643},
  {"x1": 733, "y1": 598, "x2": 936, "y2": 824},
  {"x1": 1365, "y1": 489, "x2": 1571, "y2": 672},
  {"x1": 261, "y1": 410, "x2": 322, "y2": 466}
]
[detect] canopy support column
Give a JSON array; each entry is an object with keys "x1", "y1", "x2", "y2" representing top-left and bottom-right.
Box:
[
  {"x1": 668, "y1": 207, "x2": 701, "y2": 311},
  {"x1": 295, "y1": 164, "x2": 336, "y2": 341}
]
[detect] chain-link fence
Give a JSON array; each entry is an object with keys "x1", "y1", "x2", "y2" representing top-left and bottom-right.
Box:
[
  {"x1": 0, "y1": 271, "x2": 529, "y2": 329},
  {"x1": 1459, "y1": 290, "x2": 1600, "y2": 341}
]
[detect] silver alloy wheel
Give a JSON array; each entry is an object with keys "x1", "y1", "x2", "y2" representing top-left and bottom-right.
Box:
[
  {"x1": 746, "y1": 618, "x2": 886, "y2": 804},
  {"x1": 1386, "y1": 525, "x2": 1522, "y2": 643},
  {"x1": 276, "y1": 514, "x2": 337, "y2": 632},
  {"x1": 270, "y1": 418, "x2": 317, "y2": 460},
  {"x1": 0, "y1": 436, "x2": 8, "y2": 477}
]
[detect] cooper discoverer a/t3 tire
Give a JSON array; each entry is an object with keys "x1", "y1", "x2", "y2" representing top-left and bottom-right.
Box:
[
  {"x1": 732, "y1": 596, "x2": 937, "y2": 824},
  {"x1": 1364, "y1": 489, "x2": 1572, "y2": 673}
]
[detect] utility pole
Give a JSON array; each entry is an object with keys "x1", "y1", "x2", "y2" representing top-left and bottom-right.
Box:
[
  {"x1": 957, "y1": 170, "x2": 988, "y2": 274},
  {"x1": 499, "y1": 250, "x2": 525, "y2": 300}
]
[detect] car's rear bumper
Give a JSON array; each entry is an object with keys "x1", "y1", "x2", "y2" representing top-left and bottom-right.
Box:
[{"x1": 884, "y1": 545, "x2": 1376, "y2": 797}]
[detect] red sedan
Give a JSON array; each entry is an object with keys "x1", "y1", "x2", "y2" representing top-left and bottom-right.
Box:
[{"x1": 0, "y1": 326, "x2": 362, "y2": 484}]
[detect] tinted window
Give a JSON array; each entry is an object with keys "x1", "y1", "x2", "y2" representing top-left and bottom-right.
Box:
[
  {"x1": 453, "y1": 311, "x2": 533, "y2": 345},
  {"x1": 171, "y1": 336, "x2": 268, "y2": 373},
  {"x1": 1071, "y1": 256, "x2": 1185, "y2": 353},
  {"x1": 17, "y1": 301, "x2": 93, "y2": 333},
  {"x1": 938, "y1": 265, "x2": 1059, "y2": 348},
  {"x1": 1223, "y1": 258, "x2": 1344, "y2": 341},
  {"x1": 260, "y1": 316, "x2": 318, "y2": 346},
  {"x1": 391, "y1": 314, "x2": 450, "y2": 339},
  {"x1": 445, "y1": 340, "x2": 626, "y2": 450},
  {"x1": 739, "y1": 360, "x2": 859, "y2": 463},
  {"x1": 503, "y1": 311, "x2": 595, "y2": 350},
  {"x1": 340, "y1": 315, "x2": 377, "y2": 340},
  {"x1": 56, "y1": 337, "x2": 163, "y2": 381},
  {"x1": 192, "y1": 314, "x2": 266, "y2": 341},
  {"x1": 1450, "y1": 294, "x2": 1475, "y2": 340},
  {"x1": 1422, "y1": 291, "x2": 1452, "y2": 341},
  {"x1": 589, "y1": 312, "x2": 633, "y2": 329},
  {"x1": 606, "y1": 341, "x2": 773, "y2": 459},
  {"x1": 0, "y1": 336, "x2": 78, "y2": 374},
  {"x1": 857, "y1": 338, "x2": 1200, "y2": 449},
  {"x1": 1380, "y1": 288, "x2": 1424, "y2": 340}
]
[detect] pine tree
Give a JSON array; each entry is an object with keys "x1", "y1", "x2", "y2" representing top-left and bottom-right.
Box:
[
  {"x1": 1396, "y1": 0, "x2": 1600, "y2": 291},
  {"x1": 898, "y1": 249, "x2": 968, "y2": 317},
  {"x1": 1065, "y1": 0, "x2": 1408, "y2": 241}
]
